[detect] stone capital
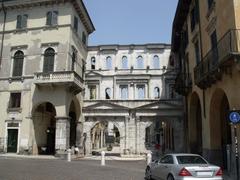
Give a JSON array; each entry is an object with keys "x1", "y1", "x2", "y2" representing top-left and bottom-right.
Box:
[{"x1": 55, "y1": 116, "x2": 70, "y2": 121}]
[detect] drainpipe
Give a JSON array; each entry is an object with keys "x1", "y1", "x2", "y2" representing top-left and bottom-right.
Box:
[{"x1": 0, "y1": 0, "x2": 7, "y2": 68}]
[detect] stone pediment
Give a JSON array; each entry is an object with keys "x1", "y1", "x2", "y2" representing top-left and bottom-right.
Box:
[
  {"x1": 83, "y1": 101, "x2": 129, "y2": 110},
  {"x1": 135, "y1": 100, "x2": 182, "y2": 110},
  {"x1": 85, "y1": 71, "x2": 103, "y2": 77}
]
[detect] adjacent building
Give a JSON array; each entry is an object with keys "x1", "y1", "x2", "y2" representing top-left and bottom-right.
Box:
[
  {"x1": 83, "y1": 44, "x2": 184, "y2": 156},
  {"x1": 172, "y1": 0, "x2": 240, "y2": 178},
  {"x1": 0, "y1": 0, "x2": 95, "y2": 156}
]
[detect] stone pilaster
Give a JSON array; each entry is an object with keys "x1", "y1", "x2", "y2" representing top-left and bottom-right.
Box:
[
  {"x1": 55, "y1": 116, "x2": 70, "y2": 156},
  {"x1": 124, "y1": 116, "x2": 129, "y2": 153},
  {"x1": 136, "y1": 116, "x2": 140, "y2": 154},
  {"x1": 76, "y1": 122, "x2": 82, "y2": 148}
]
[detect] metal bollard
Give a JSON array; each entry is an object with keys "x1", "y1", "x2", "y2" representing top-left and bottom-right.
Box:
[
  {"x1": 67, "y1": 149, "x2": 71, "y2": 162},
  {"x1": 147, "y1": 152, "x2": 152, "y2": 165},
  {"x1": 101, "y1": 151, "x2": 105, "y2": 166}
]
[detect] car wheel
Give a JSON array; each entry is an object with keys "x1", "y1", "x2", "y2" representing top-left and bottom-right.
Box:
[
  {"x1": 145, "y1": 166, "x2": 153, "y2": 180},
  {"x1": 167, "y1": 174, "x2": 174, "y2": 180}
]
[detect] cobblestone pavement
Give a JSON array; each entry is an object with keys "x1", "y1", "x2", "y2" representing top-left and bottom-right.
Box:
[{"x1": 0, "y1": 157, "x2": 146, "y2": 180}]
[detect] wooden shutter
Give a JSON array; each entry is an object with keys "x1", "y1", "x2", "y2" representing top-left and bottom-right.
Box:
[
  {"x1": 43, "y1": 48, "x2": 55, "y2": 73},
  {"x1": 46, "y1": 11, "x2": 52, "y2": 25},
  {"x1": 13, "y1": 51, "x2": 24, "y2": 77},
  {"x1": 16, "y1": 15, "x2": 22, "y2": 29},
  {"x1": 22, "y1": 14, "x2": 28, "y2": 28},
  {"x1": 52, "y1": 11, "x2": 58, "y2": 25},
  {"x1": 74, "y1": 16, "x2": 78, "y2": 32}
]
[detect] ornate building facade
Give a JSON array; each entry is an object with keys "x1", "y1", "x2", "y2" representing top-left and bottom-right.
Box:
[
  {"x1": 83, "y1": 44, "x2": 184, "y2": 156},
  {"x1": 0, "y1": 0, "x2": 94, "y2": 156}
]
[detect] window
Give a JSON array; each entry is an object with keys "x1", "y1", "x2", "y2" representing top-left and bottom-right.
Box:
[
  {"x1": 137, "y1": 56, "x2": 144, "y2": 69},
  {"x1": 105, "y1": 88, "x2": 111, "y2": 99},
  {"x1": 43, "y1": 48, "x2": 55, "y2": 73},
  {"x1": 82, "y1": 32, "x2": 87, "y2": 45},
  {"x1": 153, "y1": 55, "x2": 160, "y2": 69},
  {"x1": 122, "y1": 56, "x2": 128, "y2": 69},
  {"x1": 137, "y1": 85, "x2": 145, "y2": 99},
  {"x1": 9, "y1": 93, "x2": 21, "y2": 108},
  {"x1": 46, "y1": 11, "x2": 58, "y2": 26},
  {"x1": 160, "y1": 155, "x2": 174, "y2": 164},
  {"x1": 89, "y1": 86, "x2": 96, "y2": 100},
  {"x1": 71, "y1": 51, "x2": 76, "y2": 71},
  {"x1": 120, "y1": 85, "x2": 128, "y2": 100},
  {"x1": 91, "y1": 57, "x2": 96, "y2": 70},
  {"x1": 16, "y1": 14, "x2": 28, "y2": 29},
  {"x1": 106, "y1": 56, "x2": 112, "y2": 70},
  {"x1": 207, "y1": 0, "x2": 214, "y2": 9},
  {"x1": 194, "y1": 40, "x2": 200, "y2": 65},
  {"x1": 169, "y1": 84, "x2": 176, "y2": 99},
  {"x1": 74, "y1": 16, "x2": 78, "y2": 32},
  {"x1": 190, "y1": 1, "x2": 199, "y2": 31},
  {"x1": 12, "y1": 51, "x2": 24, "y2": 77},
  {"x1": 154, "y1": 87, "x2": 160, "y2": 99}
]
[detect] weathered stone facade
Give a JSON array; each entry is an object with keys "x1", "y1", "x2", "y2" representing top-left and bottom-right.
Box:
[{"x1": 0, "y1": 0, "x2": 94, "y2": 156}]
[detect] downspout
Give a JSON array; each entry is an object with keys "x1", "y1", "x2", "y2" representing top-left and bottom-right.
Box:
[{"x1": 0, "y1": 0, "x2": 6, "y2": 68}]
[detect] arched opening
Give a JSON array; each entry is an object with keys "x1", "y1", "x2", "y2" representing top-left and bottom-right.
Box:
[
  {"x1": 68, "y1": 99, "x2": 80, "y2": 148},
  {"x1": 209, "y1": 89, "x2": 231, "y2": 169},
  {"x1": 189, "y1": 92, "x2": 203, "y2": 155},
  {"x1": 12, "y1": 50, "x2": 24, "y2": 77},
  {"x1": 43, "y1": 48, "x2": 55, "y2": 73},
  {"x1": 91, "y1": 122, "x2": 120, "y2": 154},
  {"x1": 32, "y1": 102, "x2": 56, "y2": 155}
]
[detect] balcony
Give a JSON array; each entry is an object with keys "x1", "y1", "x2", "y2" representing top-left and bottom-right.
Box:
[
  {"x1": 194, "y1": 29, "x2": 240, "y2": 89},
  {"x1": 34, "y1": 71, "x2": 84, "y2": 94},
  {"x1": 174, "y1": 72, "x2": 192, "y2": 96}
]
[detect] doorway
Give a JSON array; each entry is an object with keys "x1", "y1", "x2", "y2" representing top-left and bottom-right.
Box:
[{"x1": 7, "y1": 129, "x2": 18, "y2": 153}]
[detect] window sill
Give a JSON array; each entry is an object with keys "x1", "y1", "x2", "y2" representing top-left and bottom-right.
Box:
[
  {"x1": 8, "y1": 76, "x2": 24, "y2": 83},
  {"x1": 43, "y1": 25, "x2": 59, "y2": 30},
  {"x1": 13, "y1": 28, "x2": 28, "y2": 34},
  {"x1": 7, "y1": 107, "x2": 22, "y2": 113}
]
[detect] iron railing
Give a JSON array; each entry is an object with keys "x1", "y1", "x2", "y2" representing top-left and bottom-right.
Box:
[{"x1": 194, "y1": 29, "x2": 240, "y2": 87}]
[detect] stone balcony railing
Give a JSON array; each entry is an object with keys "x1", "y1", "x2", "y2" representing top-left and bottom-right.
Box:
[
  {"x1": 34, "y1": 71, "x2": 84, "y2": 94},
  {"x1": 194, "y1": 29, "x2": 240, "y2": 89}
]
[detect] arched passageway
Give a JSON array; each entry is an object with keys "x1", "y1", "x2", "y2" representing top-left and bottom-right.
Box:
[
  {"x1": 189, "y1": 92, "x2": 203, "y2": 155},
  {"x1": 32, "y1": 102, "x2": 56, "y2": 155},
  {"x1": 209, "y1": 89, "x2": 231, "y2": 169},
  {"x1": 91, "y1": 122, "x2": 120, "y2": 153}
]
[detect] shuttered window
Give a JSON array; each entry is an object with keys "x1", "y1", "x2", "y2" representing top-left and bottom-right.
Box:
[
  {"x1": 12, "y1": 51, "x2": 24, "y2": 77},
  {"x1": 46, "y1": 11, "x2": 58, "y2": 26},
  {"x1": 43, "y1": 48, "x2": 55, "y2": 73},
  {"x1": 74, "y1": 16, "x2": 78, "y2": 32},
  {"x1": 16, "y1": 14, "x2": 28, "y2": 29}
]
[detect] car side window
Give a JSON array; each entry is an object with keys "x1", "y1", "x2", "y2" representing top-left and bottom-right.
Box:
[{"x1": 160, "y1": 155, "x2": 174, "y2": 164}]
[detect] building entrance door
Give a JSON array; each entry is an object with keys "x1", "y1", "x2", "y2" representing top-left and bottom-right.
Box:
[{"x1": 7, "y1": 129, "x2": 18, "y2": 153}]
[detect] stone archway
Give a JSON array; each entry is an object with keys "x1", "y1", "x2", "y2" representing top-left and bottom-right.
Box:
[
  {"x1": 189, "y1": 92, "x2": 203, "y2": 155},
  {"x1": 32, "y1": 102, "x2": 56, "y2": 155},
  {"x1": 209, "y1": 89, "x2": 231, "y2": 169}
]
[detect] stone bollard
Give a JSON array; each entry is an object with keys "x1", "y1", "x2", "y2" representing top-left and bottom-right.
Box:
[
  {"x1": 147, "y1": 152, "x2": 152, "y2": 165},
  {"x1": 101, "y1": 151, "x2": 105, "y2": 166},
  {"x1": 67, "y1": 149, "x2": 71, "y2": 162}
]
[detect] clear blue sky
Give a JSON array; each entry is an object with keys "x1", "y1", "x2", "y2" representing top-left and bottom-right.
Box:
[{"x1": 83, "y1": 0, "x2": 178, "y2": 45}]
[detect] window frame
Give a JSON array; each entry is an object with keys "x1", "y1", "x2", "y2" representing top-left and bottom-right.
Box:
[
  {"x1": 122, "y1": 56, "x2": 128, "y2": 69},
  {"x1": 46, "y1": 11, "x2": 58, "y2": 26},
  {"x1": 137, "y1": 55, "x2": 144, "y2": 69},
  {"x1": 137, "y1": 85, "x2": 145, "y2": 100},
  {"x1": 16, "y1": 14, "x2": 28, "y2": 29},
  {"x1": 91, "y1": 57, "x2": 96, "y2": 70},
  {"x1": 106, "y1": 56, "x2": 112, "y2": 70},
  {"x1": 9, "y1": 92, "x2": 21, "y2": 109},
  {"x1": 12, "y1": 50, "x2": 24, "y2": 77},
  {"x1": 153, "y1": 55, "x2": 160, "y2": 69},
  {"x1": 43, "y1": 47, "x2": 55, "y2": 73},
  {"x1": 120, "y1": 85, "x2": 128, "y2": 100}
]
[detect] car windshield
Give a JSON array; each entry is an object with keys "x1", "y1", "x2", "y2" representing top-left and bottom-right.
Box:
[{"x1": 176, "y1": 156, "x2": 208, "y2": 164}]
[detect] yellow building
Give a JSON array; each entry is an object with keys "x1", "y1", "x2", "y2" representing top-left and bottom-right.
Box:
[{"x1": 172, "y1": 0, "x2": 240, "y2": 178}]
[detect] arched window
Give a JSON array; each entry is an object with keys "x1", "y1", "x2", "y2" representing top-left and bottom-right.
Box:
[
  {"x1": 153, "y1": 55, "x2": 160, "y2": 69},
  {"x1": 137, "y1": 56, "x2": 144, "y2": 69},
  {"x1": 12, "y1": 50, "x2": 24, "y2": 77},
  {"x1": 91, "y1": 57, "x2": 96, "y2": 70},
  {"x1": 154, "y1": 87, "x2": 160, "y2": 99},
  {"x1": 105, "y1": 88, "x2": 111, "y2": 99},
  {"x1": 106, "y1": 56, "x2": 112, "y2": 70},
  {"x1": 122, "y1": 56, "x2": 128, "y2": 69},
  {"x1": 43, "y1": 48, "x2": 55, "y2": 73},
  {"x1": 137, "y1": 85, "x2": 145, "y2": 99}
]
